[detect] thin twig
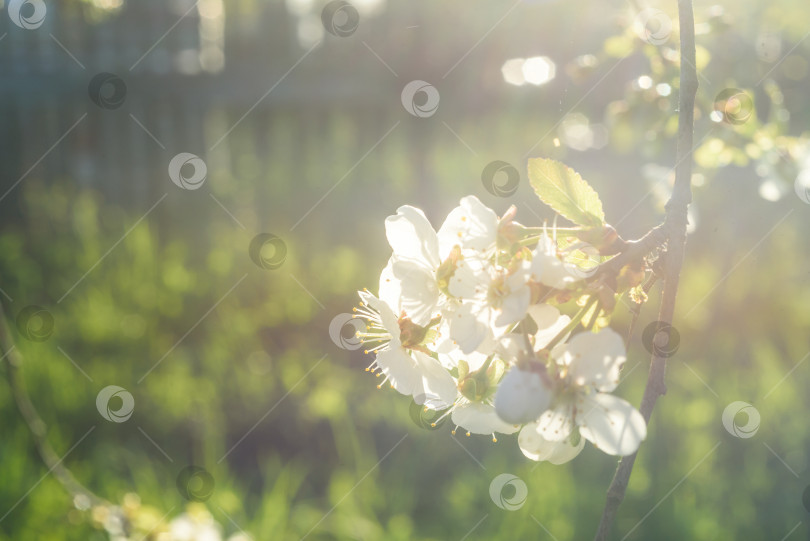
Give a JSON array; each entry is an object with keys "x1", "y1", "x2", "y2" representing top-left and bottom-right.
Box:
[
  {"x1": 596, "y1": 223, "x2": 667, "y2": 277},
  {"x1": 625, "y1": 273, "x2": 659, "y2": 348},
  {"x1": 0, "y1": 301, "x2": 110, "y2": 513},
  {"x1": 593, "y1": 1, "x2": 698, "y2": 539}
]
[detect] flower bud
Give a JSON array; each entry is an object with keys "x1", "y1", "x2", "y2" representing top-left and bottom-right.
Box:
[
  {"x1": 616, "y1": 261, "x2": 645, "y2": 292},
  {"x1": 494, "y1": 367, "x2": 553, "y2": 424},
  {"x1": 457, "y1": 358, "x2": 505, "y2": 402}
]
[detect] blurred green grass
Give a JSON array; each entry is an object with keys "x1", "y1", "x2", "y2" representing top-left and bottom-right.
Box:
[
  {"x1": 2, "y1": 0, "x2": 810, "y2": 539},
  {"x1": 1, "y1": 110, "x2": 809, "y2": 539}
]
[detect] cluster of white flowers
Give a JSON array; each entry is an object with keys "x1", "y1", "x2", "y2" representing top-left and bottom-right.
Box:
[
  {"x1": 96, "y1": 498, "x2": 251, "y2": 541},
  {"x1": 353, "y1": 196, "x2": 646, "y2": 463}
]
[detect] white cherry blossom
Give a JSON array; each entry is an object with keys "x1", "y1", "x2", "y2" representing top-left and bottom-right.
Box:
[
  {"x1": 532, "y1": 328, "x2": 647, "y2": 457},
  {"x1": 425, "y1": 346, "x2": 521, "y2": 441},
  {"x1": 436, "y1": 195, "x2": 499, "y2": 258},
  {"x1": 354, "y1": 290, "x2": 456, "y2": 405},
  {"x1": 446, "y1": 261, "x2": 532, "y2": 355},
  {"x1": 493, "y1": 367, "x2": 552, "y2": 425},
  {"x1": 384, "y1": 205, "x2": 443, "y2": 326},
  {"x1": 518, "y1": 423, "x2": 585, "y2": 464},
  {"x1": 493, "y1": 304, "x2": 570, "y2": 424},
  {"x1": 530, "y1": 234, "x2": 576, "y2": 290},
  {"x1": 450, "y1": 402, "x2": 519, "y2": 441},
  {"x1": 352, "y1": 196, "x2": 647, "y2": 460},
  {"x1": 384, "y1": 197, "x2": 497, "y2": 327}
]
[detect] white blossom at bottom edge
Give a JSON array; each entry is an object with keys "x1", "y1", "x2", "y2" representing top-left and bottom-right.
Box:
[
  {"x1": 450, "y1": 402, "x2": 519, "y2": 436},
  {"x1": 518, "y1": 422, "x2": 585, "y2": 464}
]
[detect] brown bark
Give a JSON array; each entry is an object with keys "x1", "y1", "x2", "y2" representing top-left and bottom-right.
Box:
[{"x1": 593, "y1": 1, "x2": 698, "y2": 539}]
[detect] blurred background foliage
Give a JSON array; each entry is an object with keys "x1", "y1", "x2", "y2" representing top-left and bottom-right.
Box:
[{"x1": 1, "y1": 0, "x2": 810, "y2": 539}]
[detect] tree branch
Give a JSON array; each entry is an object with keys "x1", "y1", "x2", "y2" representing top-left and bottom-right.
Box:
[
  {"x1": 0, "y1": 301, "x2": 110, "y2": 512},
  {"x1": 596, "y1": 223, "x2": 667, "y2": 276},
  {"x1": 593, "y1": 0, "x2": 697, "y2": 538}
]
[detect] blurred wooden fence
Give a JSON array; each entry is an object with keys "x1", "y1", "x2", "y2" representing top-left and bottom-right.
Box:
[{"x1": 0, "y1": 0, "x2": 404, "y2": 221}]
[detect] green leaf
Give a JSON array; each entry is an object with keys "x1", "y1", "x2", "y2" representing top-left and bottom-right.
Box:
[{"x1": 527, "y1": 158, "x2": 605, "y2": 228}]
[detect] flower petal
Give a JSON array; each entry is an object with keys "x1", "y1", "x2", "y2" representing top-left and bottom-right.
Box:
[
  {"x1": 451, "y1": 402, "x2": 519, "y2": 435},
  {"x1": 437, "y1": 196, "x2": 498, "y2": 259},
  {"x1": 527, "y1": 304, "x2": 571, "y2": 350},
  {"x1": 537, "y1": 401, "x2": 576, "y2": 442},
  {"x1": 530, "y1": 236, "x2": 575, "y2": 290},
  {"x1": 448, "y1": 302, "x2": 492, "y2": 355},
  {"x1": 385, "y1": 205, "x2": 440, "y2": 268},
  {"x1": 518, "y1": 423, "x2": 585, "y2": 464},
  {"x1": 494, "y1": 367, "x2": 552, "y2": 424},
  {"x1": 358, "y1": 290, "x2": 399, "y2": 342},
  {"x1": 412, "y1": 351, "x2": 458, "y2": 407},
  {"x1": 495, "y1": 333, "x2": 525, "y2": 362},
  {"x1": 446, "y1": 255, "x2": 489, "y2": 300},
  {"x1": 562, "y1": 328, "x2": 626, "y2": 392},
  {"x1": 533, "y1": 253, "x2": 575, "y2": 290},
  {"x1": 578, "y1": 393, "x2": 647, "y2": 456},
  {"x1": 373, "y1": 347, "x2": 420, "y2": 396},
  {"x1": 494, "y1": 284, "x2": 531, "y2": 328},
  {"x1": 378, "y1": 257, "x2": 401, "y2": 312},
  {"x1": 527, "y1": 303, "x2": 562, "y2": 329},
  {"x1": 390, "y1": 259, "x2": 440, "y2": 326},
  {"x1": 435, "y1": 332, "x2": 490, "y2": 371}
]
